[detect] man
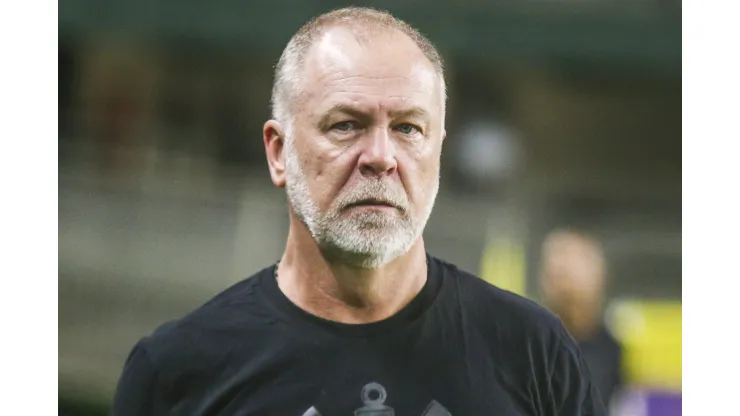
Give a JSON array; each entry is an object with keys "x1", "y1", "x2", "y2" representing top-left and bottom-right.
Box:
[
  {"x1": 112, "y1": 8, "x2": 606, "y2": 415},
  {"x1": 539, "y1": 229, "x2": 624, "y2": 409}
]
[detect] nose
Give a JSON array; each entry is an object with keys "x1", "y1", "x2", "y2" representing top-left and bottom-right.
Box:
[{"x1": 358, "y1": 127, "x2": 398, "y2": 177}]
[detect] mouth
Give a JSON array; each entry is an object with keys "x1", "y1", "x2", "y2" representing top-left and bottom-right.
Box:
[{"x1": 346, "y1": 199, "x2": 398, "y2": 209}]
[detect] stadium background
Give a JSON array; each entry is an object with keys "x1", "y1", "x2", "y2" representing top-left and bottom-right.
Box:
[{"x1": 58, "y1": 1, "x2": 681, "y2": 414}]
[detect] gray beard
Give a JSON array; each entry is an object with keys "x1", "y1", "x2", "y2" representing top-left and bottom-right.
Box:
[{"x1": 283, "y1": 140, "x2": 438, "y2": 268}]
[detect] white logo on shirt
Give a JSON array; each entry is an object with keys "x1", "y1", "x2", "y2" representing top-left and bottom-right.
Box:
[{"x1": 300, "y1": 382, "x2": 451, "y2": 416}]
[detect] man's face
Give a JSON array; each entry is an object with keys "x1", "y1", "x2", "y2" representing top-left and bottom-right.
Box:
[
  {"x1": 283, "y1": 27, "x2": 446, "y2": 268},
  {"x1": 539, "y1": 237, "x2": 605, "y2": 312}
]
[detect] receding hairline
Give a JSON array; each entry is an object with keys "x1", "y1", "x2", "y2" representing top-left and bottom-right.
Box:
[
  {"x1": 284, "y1": 7, "x2": 443, "y2": 72},
  {"x1": 271, "y1": 7, "x2": 446, "y2": 124}
]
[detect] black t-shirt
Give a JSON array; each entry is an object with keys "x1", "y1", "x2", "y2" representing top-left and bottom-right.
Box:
[
  {"x1": 112, "y1": 255, "x2": 606, "y2": 415},
  {"x1": 578, "y1": 327, "x2": 623, "y2": 407}
]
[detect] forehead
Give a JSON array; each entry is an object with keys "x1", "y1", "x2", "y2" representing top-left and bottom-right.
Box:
[{"x1": 300, "y1": 26, "x2": 442, "y2": 114}]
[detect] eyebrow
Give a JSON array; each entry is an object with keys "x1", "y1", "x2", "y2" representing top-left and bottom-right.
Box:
[
  {"x1": 318, "y1": 104, "x2": 431, "y2": 127},
  {"x1": 388, "y1": 107, "x2": 430, "y2": 121},
  {"x1": 319, "y1": 104, "x2": 369, "y2": 123}
]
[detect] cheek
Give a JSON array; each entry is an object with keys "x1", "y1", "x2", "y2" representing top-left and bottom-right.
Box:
[
  {"x1": 303, "y1": 140, "x2": 351, "y2": 209},
  {"x1": 409, "y1": 144, "x2": 441, "y2": 194}
]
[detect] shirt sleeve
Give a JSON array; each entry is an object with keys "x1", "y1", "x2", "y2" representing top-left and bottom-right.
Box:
[
  {"x1": 110, "y1": 341, "x2": 165, "y2": 416},
  {"x1": 546, "y1": 332, "x2": 608, "y2": 416}
]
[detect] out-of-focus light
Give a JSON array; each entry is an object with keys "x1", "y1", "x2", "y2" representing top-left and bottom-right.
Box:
[
  {"x1": 607, "y1": 299, "x2": 682, "y2": 391},
  {"x1": 457, "y1": 120, "x2": 521, "y2": 181}
]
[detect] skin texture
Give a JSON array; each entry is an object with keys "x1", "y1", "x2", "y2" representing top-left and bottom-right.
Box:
[
  {"x1": 263, "y1": 26, "x2": 446, "y2": 324},
  {"x1": 538, "y1": 229, "x2": 607, "y2": 340}
]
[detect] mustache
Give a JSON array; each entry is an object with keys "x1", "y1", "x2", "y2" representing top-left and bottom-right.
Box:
[{"x1": 336, "y1": 180, "x2": 407, "y2": 210}]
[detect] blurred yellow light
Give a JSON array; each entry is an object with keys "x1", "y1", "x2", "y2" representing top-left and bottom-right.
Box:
[
  {"x1": 480, "y1": 239, "x2": 527, "y2": 297},
  {"x1": 609, "y1": 300, "x2": 682, "y2": 391}
]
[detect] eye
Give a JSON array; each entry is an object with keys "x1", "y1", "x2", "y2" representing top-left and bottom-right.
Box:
[
  {"x1": 395, "y1": 123, "x2": 420, "y2": 135},
  {"x1": 331, "y1": 121, "x2": 358, "y2": 132}
]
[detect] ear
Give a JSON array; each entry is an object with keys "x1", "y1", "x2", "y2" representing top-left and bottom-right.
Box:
[
  {"x1": 441, "y1": 128, "x2": 447, "y2": 143},
  {"x1": 263, "y1": 120, "x2": 287, "y2": 188}
]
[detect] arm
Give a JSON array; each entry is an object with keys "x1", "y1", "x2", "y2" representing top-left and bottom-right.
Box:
[
  {"x1": 546, "y1": 333, "x2": 608, "y2": 416},
  {"x1": 110, "y1": 341, "x2": 165, "y2": 416}
]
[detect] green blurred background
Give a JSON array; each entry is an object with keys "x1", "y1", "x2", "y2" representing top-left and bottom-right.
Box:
[{"x1": 58, "y1": 1, "x2": 681, "y2": 414}]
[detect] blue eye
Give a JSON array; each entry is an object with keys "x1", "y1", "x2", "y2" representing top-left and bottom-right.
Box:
[
  {"x1": 332, "y1": 121, "x2": 356, "y2": 132},
  {"x1": 396, "y1": 124, "x2": 418, "y2": 135}
]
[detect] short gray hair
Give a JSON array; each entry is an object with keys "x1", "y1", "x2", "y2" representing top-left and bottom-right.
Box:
[{"x1": 270, "y1": 7, "x2": 446, "y2": 137}]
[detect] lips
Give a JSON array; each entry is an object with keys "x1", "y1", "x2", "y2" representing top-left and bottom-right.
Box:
[{"x1": 346, "y1": 198, "x2": 396, "y2": 208}]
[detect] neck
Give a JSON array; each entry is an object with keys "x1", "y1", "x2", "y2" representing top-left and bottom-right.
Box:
[
  {"x1": 276, "y1": 220, "x2": 428, "y2": 324},
  {"x1": 556, "y1": 304, "x2": 602, "y2": 342}
]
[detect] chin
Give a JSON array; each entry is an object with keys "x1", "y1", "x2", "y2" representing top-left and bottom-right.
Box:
[
  {"x1": 331, "y1": 249, "x2": 401, "y2": 269},
  {"x1": 320, "y1": 233, "x2": 416, "y2": 269}
]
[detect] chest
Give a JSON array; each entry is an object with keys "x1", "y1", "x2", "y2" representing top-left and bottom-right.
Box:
[{"x1": 167, "y1": 335, "x2": 543, "y2": 416}]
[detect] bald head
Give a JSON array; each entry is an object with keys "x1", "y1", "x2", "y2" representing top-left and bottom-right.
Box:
[{"x1": 271, "y1": 7, "x2": 446, "y2": 135}]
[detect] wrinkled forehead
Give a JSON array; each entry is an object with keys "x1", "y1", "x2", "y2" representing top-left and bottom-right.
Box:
[{"x1": 299, "y1": 27, "x2": 444, "y2": 114}]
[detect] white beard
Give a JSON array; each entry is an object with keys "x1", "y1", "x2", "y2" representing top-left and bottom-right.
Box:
[{"x1": 284, "y1": 137, "x2": 439, "y2": 268}]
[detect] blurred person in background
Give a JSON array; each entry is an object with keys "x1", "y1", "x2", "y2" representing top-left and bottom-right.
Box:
[
  {"x1": 112, "y1": 7, "x2": 605, "y2": 415},
  {"x1": 539, "y1": 228, "x2": 624, "y2": 408},
  {"x1": 77, "y1": 43, "x2": 160, "y2": 174}
]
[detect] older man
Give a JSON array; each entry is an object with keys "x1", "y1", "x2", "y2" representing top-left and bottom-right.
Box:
[{"x1": 112, "y1": 8, "x2": 606, "y2": 415}]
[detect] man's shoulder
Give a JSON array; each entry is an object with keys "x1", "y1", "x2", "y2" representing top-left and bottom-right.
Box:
[
  {"x1": 434, "y1": 256, "x2": 584, "y2": 391},
  {"x1": 136, "y1": 266, "x2": 277, "y2": 371},
  {"x1": 433, "y1": 256, "x2": 567, "y2": 342}
]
